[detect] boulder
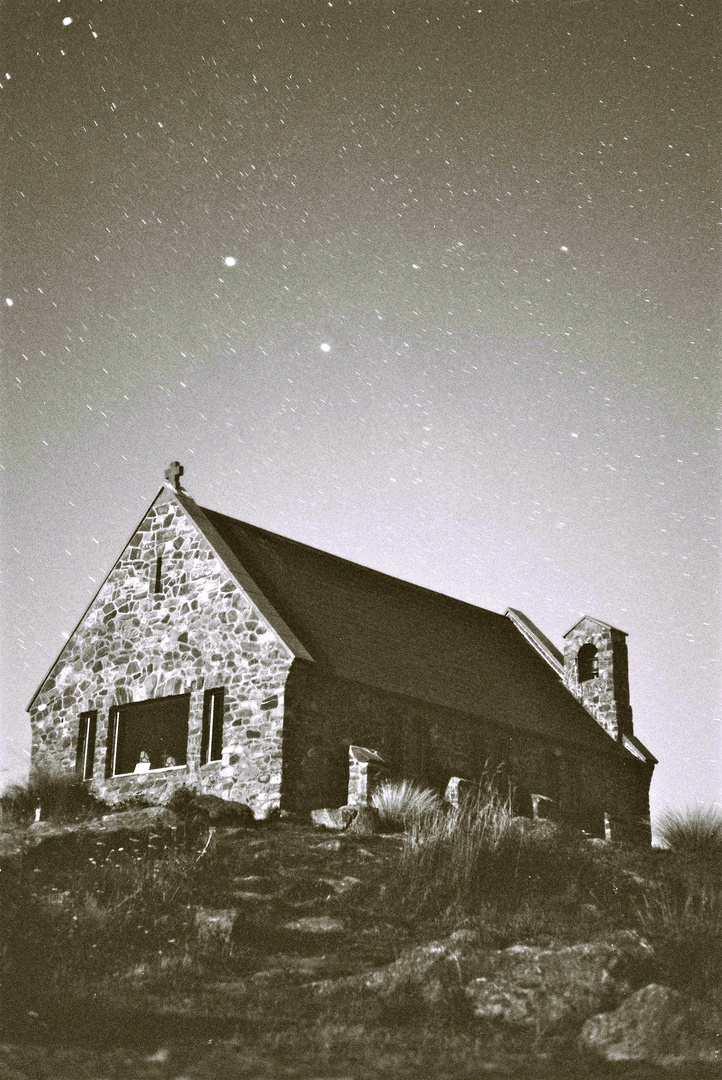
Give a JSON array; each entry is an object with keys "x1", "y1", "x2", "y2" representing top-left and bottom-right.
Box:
[
  {"x1": 194, "y1": 907, "x2": 238, "y2": 945},
  {"x1": 506, "y1": 816, "x2": 559, "y2": 841},
  {"x1": 315, "y1": 929, "x2": 479, "y2": 1006},
  {"x1": 465, "y1": 933, "x2": 654, "y2": 1032},
  {"x1": 170, "y1": 792, "x2": 255, "y2": 827},
  {"x1": 579, "y1": 983, "x2": 722, "y2": 1063},
  {"x1": 444, "y1": 776, "x2": 471, "y2": 808},
  {"x1": 345, "y1": 805, "x2": 380, "y2": 837},
  {"x1": 22, "y1": 805, "x2": 181, "y2": 850},
  {"x1": 282, "y1": 915, "x2": 345, "y2": 934},
  {"x1": 321, "y1": 930, "x2": 653, "y2": 1027},
  {"x1": 310, "y1": 804, "x2": 380, "y2": 835},
  {"x1": 310, "y1": 806, "x2": 356, "y2": 830}
]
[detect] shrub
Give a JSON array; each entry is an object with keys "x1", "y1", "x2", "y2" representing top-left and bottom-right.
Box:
[
  {"x1": 371, "y1": 780, "x2": 441, "y2": 832},
  {"x1": 655, "y1": 805, "x2": 722, "y2": 858},
  {"x1": 0, "y1": 767, "x2": 106, "y2": 827}
]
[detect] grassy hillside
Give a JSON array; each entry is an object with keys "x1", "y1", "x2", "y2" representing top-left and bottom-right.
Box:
[{"x1": 0, "y1": 776, "x2": 720, "y2": 1078}]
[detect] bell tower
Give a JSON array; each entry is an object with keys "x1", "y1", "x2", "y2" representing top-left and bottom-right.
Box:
[{"x1": 563, "y1": 617, "x2": 633, "y2": 741}]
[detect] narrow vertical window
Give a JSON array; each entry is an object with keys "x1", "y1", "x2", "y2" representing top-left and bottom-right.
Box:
[
  {"x1": 105, "y1": 706, "x2": 120, "y2": 778},
  {"x1": 152, "y1": 555, "x2": 163, "y2": 594},
  {"x1": 75, "y1": 711, "x2": 97, "y2": 780},
  {"x1": 201, "y1": 688, "x2": 225, "y2": 765}
]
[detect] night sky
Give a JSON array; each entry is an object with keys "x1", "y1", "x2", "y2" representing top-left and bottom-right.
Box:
[{"x1": 2, "y1": 0, "x2": 719, "y2": 819}]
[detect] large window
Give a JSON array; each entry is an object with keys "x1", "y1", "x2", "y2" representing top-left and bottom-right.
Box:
[
  {"x1": 75, "y1": 710, "x2": 97, "y2": 780},
  {"x1": 106, "y1": 693, "x2": 190, "y2": 776},
  {"x1": 200, "y1": 688, "x2": 225, "y2": 765}
]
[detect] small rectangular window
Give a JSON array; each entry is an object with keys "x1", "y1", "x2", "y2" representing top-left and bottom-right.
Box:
[
  {"x1": 76, "y1": 710, "x2": 97, "y2": 780},
  {"x1": 151, "y1": 555, "x2": 163, "y2": 595},
  {"x1": 201, "y1": 688, "x2": 225, "y2": 765}
]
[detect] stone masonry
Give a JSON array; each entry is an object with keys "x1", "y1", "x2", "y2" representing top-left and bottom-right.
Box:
[
  {"x1": 563, "y1": 618, "x2": 633, "y2": 742},
  {"x1": 28, "y1": 466, "x2": 654, "y2": 841},
  {"x1": 29, "y1": 484, "x2": 295, "y2": 816},
  {"x1": 281, "y1": 660, "x2": 652, "y2": 841}
]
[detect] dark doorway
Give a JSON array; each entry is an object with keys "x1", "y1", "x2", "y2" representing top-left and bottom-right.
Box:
[{"x1": 111, "y1": 693, "x2": 190, "y2": 775}]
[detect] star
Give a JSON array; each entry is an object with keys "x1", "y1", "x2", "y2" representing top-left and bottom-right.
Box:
[
  {"x1": 320, "y1": 343, "x2": 331, "y2": 353},
  {"x1": 224, "y1": 256, "x2": 237, "y2": 268}
]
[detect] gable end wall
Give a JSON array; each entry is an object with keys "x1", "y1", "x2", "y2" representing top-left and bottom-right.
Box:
[{"x1": 28, "y1": 491, "x2": 293, "y2": 816}]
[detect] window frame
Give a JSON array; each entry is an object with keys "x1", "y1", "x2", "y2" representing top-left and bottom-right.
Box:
[
  {"x1": 76, "y1": 710, "x2": 97, "y2": 780},
  {"x1": 200, "y1": 687, "x2": 225, "y2": 765},
  {"x1": 105, "y1": 694, "x2": 191, "y2": 777}
]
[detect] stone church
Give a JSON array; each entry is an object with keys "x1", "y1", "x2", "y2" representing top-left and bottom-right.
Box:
[{"x1": 28, "y1": 463, "x2": 655, "y2": 842}]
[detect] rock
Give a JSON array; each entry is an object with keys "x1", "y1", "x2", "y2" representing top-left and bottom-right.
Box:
[
  {"x1": 465, "y1": 933, "x2": 654, "y2": 1032},
  {"x1": 319, "y1": 876, "x2": 362, "y2": 895},
  {"x1": 444, "y1": 776, "x2": 472, "y2": 808},
  {"x1": 99, "y1": 805, "x2": 179, "y2": 830},
  {"x1": 252, "y1": 954, "x2": 342, "y2": 981},
  {"x1": 506, "y1": 816, "x2": 558, "y2": 841},
  {"x1": 345, "y1": 805, "x2": 380, "y2": 837},
  {"x1": 312, "y1": 837, "x2": 342, "y2": 851},
  {"x1": 282, "y1": 915, "x2": 345, "y2": 933},
  {"x1": 579, "y1": 983, "x2": 722, "y2": 1063},
  {"x1": 171, "y1": 792, "x2": 255, "y2": 827},
  {"x1": 322, "y1": 929, "x2": 654, "y2": 1029},
  {"x1": 194, "y1": 907, "x2": 238, "y2": 945},
  {"x1": 22, "y1": 805, "x2": 181, "y2": 851},
  {"x1": 315, "y1": 929, "x2": 479, "y2": 1005},
  {"x1": 310, "y1": 806, "x2": 356, "y2": 830}
]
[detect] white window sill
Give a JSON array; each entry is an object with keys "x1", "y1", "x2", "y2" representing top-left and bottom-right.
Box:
[{"x1": 112, "y1": 765, "x2": 188, "y2": 777}]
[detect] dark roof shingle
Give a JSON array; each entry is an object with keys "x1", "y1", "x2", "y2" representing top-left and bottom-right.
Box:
[{"x1": 201, "y1": 507, "x2": 621, "y2": 754}]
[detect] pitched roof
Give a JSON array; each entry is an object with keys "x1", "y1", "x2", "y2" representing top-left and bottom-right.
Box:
[
  {"x1": 196, "y1": 501, "x2": 633, "y2": 757},
  {"x1": 564, "y1": 615, "x2": 628, "y2": 638}
]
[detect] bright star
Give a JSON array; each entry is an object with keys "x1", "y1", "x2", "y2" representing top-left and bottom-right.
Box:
[
  {"x1": 224, "y1": 256, "x2": 237, "y2": 267},
  {"x1": 5, "y1": 298, "x2": 13, "y2": 307},
  {"x1": 320, "y1": 343, "x2": 331, "y2": 353},
  {"x1": 560, "y1": 246, "x2": 569, "y2": 252}
]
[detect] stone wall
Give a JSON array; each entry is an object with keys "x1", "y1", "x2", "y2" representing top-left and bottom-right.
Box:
[
  {"x1": 563, "y1": 619, "x2": 634, "y2": 741},
  {"x1": 29, "y1": 488, "x2": 294, "y2": 817},
  {"x1": 281, "y1": 660, "x2": 652, "y2": 840}
]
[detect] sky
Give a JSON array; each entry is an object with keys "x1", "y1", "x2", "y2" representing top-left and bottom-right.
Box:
[{"x1": 1, "y1": 0, "x2": 719, "y2": 819}]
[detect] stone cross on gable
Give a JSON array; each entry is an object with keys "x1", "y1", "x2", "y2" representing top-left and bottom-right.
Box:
[{"x1": 164, "y1": 461, "x2": 184, "y2": 490}]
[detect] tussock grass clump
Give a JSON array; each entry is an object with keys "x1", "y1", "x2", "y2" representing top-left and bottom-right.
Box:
[
  {"x1": 656, "y1": 805, "x2": 722, "y2": 858},
  {"x1": 0, "y1": 767, "x2": 106, "y2": 827},
  {"x1": 635, "y1": 872, "x2": 722, "y2": 1003},
  {"x1": 371, "y1": 779, "x2": 441, "y2": 832},
  {"x1": 396, "y1": 773, "x2": 529, "y2": 915},
  {"x1": 396, "y1": 773, "x2": 647, "y2": 926}
]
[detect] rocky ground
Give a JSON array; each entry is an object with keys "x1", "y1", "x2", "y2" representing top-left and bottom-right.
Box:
[{"x1": 0, "y1": 806, "x2": 720, "y2": 1079}]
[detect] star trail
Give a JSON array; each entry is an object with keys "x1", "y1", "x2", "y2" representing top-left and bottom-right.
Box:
[{"x1": 1, "y1": 0, "x2": 719, "y2": 816}]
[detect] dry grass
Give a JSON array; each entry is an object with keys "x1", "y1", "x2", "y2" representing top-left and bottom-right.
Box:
[
  {"x1": 0, "y1": 767, "x2": 107, "y2": 827},
  {"x1": 396, "y1": 771, "x2": 526, "y2": 916},
  {"x1": 371, "y1": 779, "x2": 441, "y2": 831},
  {"x1": 656, "y1": 804, "x2": 722, "y2": 858},
  {"x1": 2, "y1": 793, "x2": 721, "y2": 1074}
]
